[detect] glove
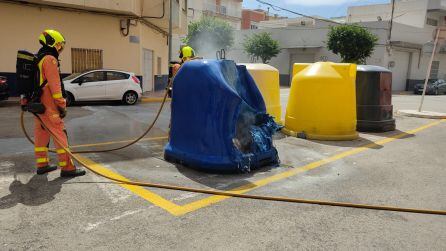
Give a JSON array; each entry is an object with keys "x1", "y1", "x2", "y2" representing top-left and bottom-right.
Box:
[{"x1": 58, "y1": 107, "x2": 67, "y2": 119}]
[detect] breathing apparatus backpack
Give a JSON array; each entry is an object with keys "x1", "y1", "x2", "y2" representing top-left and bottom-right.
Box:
[{"x1": 16, "y1": 50, "x2": 46, "y2": 114}]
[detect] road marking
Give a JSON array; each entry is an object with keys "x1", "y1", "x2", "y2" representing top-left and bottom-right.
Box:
[
  {"x1": 175, "y1": 119, "x2": 445, "y2": 215},
  {"x1": 75, "y1": 154, "x2": 184, "y2": 216},
  {"x1": 71, "y1": 136, "x2": 168, "y2": 149},
  {"x1": 85, "y1": 209, "x2": 147, "y2": 231},
  {"x1": 76, "y1": 119, "x2": 444, "y2": 216}
]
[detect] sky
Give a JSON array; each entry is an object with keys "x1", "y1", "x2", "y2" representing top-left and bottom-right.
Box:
[{"x1": 242, "y1": 0, "x2": 390, "y2": 18}]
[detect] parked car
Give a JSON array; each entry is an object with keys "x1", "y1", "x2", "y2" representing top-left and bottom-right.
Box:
[
  {"x1": 0, "y1": 76, "x2": 9, "y2": 101},
  {"x1": 63, "y1": 70, "x2": 142, "y2": 106},
  {"x1": 413, "y1": 79, "x2": 446, "y2": 95}
]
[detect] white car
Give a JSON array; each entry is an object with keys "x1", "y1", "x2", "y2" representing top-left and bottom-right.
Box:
[{"x1": 63, "y1": 69, "x2": 143, "y2": 106}]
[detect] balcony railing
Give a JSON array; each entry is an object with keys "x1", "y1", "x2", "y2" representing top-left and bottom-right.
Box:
[{"x1": 202, "y1": 3, "x2": 242, "y2": 18}]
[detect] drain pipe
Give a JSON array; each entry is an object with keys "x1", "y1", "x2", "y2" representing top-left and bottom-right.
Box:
[{"x1": 168, "y1": 0, "x2": 173, "y2": 62}]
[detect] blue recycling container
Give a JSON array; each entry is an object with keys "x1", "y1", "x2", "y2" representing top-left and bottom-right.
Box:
[{"x1": 164, "y1": 60, "x2": 280, "y2": 173}]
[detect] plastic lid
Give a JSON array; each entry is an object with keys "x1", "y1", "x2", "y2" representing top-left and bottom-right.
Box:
[
  {"x1": 357, "y1": 65, "x2": 391, "y2": 72},
  {"x1": 238, "y1": 63, "x2": 279, "y2": 72}
]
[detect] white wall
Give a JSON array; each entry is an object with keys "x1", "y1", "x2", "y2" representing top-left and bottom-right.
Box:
[
  {"x1": 408, "y1": 50, "x2": 446, "y2": 79},
  {"x1": 228, "y1": 22, "x2": 387, "y2": 72},
  {"x1": 348, "y1": 0, "x2": 429, "y2": 28},
  {"x1": 187, "y1": 0, "x2": 241, "y2": 29}
]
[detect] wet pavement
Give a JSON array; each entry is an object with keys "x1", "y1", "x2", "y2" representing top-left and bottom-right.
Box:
[{"x1": 0, "y1": 92, "x2": 445, "y2": 250}]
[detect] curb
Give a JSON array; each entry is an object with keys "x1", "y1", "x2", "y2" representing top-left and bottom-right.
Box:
[
  {"x1": 141, "y1": 97, "x2": 172, "y2": 103},
  {"x1": 397, "y1": 109, "x2": 446, "y2": 119},
  {"x1": 0, "y1": 98, "x2": 20, "y2": 107}
]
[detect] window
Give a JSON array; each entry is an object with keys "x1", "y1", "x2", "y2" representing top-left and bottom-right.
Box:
[
  {"x1": 157, "y1": 57, "x2": 162, "y2": 75},
  {"x1": 77, "y1": 71, "x2": 105, "y2": 83},
  {"x1": 220, "y1": 5, "x2": 227, "y2": 15},
  {"x1": 106, "y1": 71, "x2": 129, "y2": 81},
  {"x1": 430, "y1": 61, "x2": 440, "y2": 79},
  {"x1": 427, "y1": 18, "x2": 438, "y2": 26},
  {"x1": 250, "y1": 24, "x2": 258, "y2": 29},
  {"x1": 71, "y1": 48, "x2": 103, "y2": 73}
]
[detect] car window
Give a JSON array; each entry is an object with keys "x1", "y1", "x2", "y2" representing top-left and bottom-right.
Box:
[
  {"x1": 77, "y1": 71, "x2": 105, "y2": 83},
  {"x1": 63, "y1": 72, "x2": 82, "y2": 81},
  {"x1": 106, "y1": 72, "x2": 129, "y2": 81}
]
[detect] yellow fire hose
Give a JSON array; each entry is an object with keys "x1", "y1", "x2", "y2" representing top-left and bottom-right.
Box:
[{"x1": 20, "y1": 89, "x2": 446, "y2": 216}]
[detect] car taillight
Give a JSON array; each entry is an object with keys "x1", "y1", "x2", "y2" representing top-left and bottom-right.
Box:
[
  {"x1": 131, "y1": 76, "x2": 140, "y2": 85},
  {"x1": 0, "y1": 79, "x2": 6, "y2": 85}
]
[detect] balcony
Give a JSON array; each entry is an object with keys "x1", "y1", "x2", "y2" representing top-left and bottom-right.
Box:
[
  {"x1": 202, "y1": 3, "x2": 242, "y2": 19},
  {"x1": 24, "y1": 0, "x2": 140, "y2": 15},
  {"x1": 23, "y1": 0, "x2": 188, "y2": 34},
  {"x1": 428, "y1": 0, "x2": 446, "y2": 12}
]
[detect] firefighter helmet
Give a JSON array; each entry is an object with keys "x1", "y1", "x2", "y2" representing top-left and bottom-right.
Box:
[{"x1": 39, "y1": 29, "x2": 65, "y2": 48}]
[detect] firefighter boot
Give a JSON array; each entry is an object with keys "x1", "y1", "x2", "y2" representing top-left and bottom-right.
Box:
[
  {"x1": 37, "y1": 165, "x2": 58, "y2": 175},
  {"x1": 60, "y1": 168, "x2": 86, "y2": 178}
]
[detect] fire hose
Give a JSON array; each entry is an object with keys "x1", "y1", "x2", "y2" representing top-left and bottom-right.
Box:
[{"x1": 19, "y1": 88, "x2": 446, "y2": 216}]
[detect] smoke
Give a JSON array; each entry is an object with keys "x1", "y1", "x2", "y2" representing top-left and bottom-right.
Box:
[{"x1": 190, "y1": 30, "x2": 225, "y2": 59}]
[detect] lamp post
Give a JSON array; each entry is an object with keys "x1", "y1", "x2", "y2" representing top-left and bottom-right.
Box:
[{"x1": 418, "y1": 28, "x2": 442, "y2": 112}]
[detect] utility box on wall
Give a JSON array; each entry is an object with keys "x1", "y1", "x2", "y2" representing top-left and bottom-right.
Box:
[{"x1": 154, "y1": 75, "x2": 168, "y2": 91}]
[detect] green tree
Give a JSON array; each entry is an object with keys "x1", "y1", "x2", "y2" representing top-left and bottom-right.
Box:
[
  {"x1": 327, "y1": 24, "x2": 378, "y2": 64},
  {"x1": 243, "y1": 32, "x2": 280, "y2": 64},
  {"x1": 184, "y1": 16, "x2": 234, "y2": 54}
]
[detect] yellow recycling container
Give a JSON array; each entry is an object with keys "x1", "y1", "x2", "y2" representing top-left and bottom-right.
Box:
[
  {"x1": 241, "y1": 63, "x2": 282, "y2": 123},
  {"x1": 283, "y1": 62, "x2": 358, "y2": 140}
]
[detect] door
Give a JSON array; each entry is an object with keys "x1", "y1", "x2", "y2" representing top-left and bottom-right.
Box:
[
  {"x1": 391, "y1": 51, "x2": 410, "y2": 91},
  {"x1": 143, "y1": 49, "x2": 154, "y2": 92},
  {"x1": 105, "y1": 71, "x2": 130, "y2": 99},
  {"x1": 72, "y1": 71, "x2": 106, "y2": 101}
]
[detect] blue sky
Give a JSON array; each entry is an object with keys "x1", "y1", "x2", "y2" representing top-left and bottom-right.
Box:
[{"x1": 243, "y1": 0, "x2": 390, "y2": 18}]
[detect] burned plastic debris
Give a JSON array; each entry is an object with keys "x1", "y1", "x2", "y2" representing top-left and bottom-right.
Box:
[{"x1": 164, "y1": 60, "x2": 280, "y2": 173}]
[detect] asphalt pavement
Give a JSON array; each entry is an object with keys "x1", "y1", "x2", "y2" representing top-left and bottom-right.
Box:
[{"x1": 0, "y1": 91, "x2": 445, "y2": 250}]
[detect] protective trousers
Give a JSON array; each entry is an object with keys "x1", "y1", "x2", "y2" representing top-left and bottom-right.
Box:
[
  {"x1": 34, "y1": 55, "x2": 75, "y2": 171},
  {"x1": 34, "y1": 115, "x2": 74, "y2": 171}
]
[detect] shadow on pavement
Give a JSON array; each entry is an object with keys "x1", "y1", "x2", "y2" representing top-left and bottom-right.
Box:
[
  {"x1": 0, "y1": 174, "x2": 72, "y2": 209},
  {"x1": 309, "y1": 136, "x2": 385, "y2": 149},
  {"x1": 309, "y1": 129, "x2": 415, "y2": 149},
  {"x1": 174, "y1": 163, "x2": 278, "y2": 191},
  {"x1": 360, "y1": 129, "x2": 415, "y2": 139}
]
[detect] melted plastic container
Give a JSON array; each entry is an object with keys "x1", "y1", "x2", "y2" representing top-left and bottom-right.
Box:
[{"x1": 164, "y1": 60, "x2": 280, "y2": 173}]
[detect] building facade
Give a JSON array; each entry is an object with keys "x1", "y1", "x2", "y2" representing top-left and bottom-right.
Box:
[
  {"x1": 241, "y1": 9, "x2": 266, "y2": 30},
  {"x1": 0, "y1": 0, "x2": 188, "y2": 96},
  {"x1": 188, "y1": 0, "x2": 243, "y2": 29},
  {"x1": 228, "y1": 0, "x2": 446, "y2": 91}
]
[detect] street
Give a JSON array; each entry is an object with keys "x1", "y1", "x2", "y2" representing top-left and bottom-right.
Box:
[{"x1": 0, "y1": 91, "x2": 445, "y2": 250}]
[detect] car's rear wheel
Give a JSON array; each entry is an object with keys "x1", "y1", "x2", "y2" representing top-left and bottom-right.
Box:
[
  {"x1": 66, "y1": 92, "x2": 74, "y2": 106},
  {"x1": 122, "y1": 91, "x2": 138, "y2": 105}
]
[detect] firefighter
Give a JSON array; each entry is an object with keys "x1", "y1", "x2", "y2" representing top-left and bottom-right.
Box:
[
  {"x1": 179, "y1": 45, "x2": 196, "y2": 63},
  {"x1": 33, "y1": 30, "x2": 85, "y2": 177}
]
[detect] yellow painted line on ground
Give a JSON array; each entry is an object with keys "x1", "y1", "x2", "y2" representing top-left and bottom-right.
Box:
[
  {"x1": 174, "y1": 119, "x2": 445, "y2": 215},
  {"x1": 77, "y1": 119, "x2": 444, "y2": 216},
  {"x1": 70, "y1": 136, "x2": 168, "y2": 149},
  {"x1": 75, "y1": 154, "x2": 184, "y2": 216}
]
